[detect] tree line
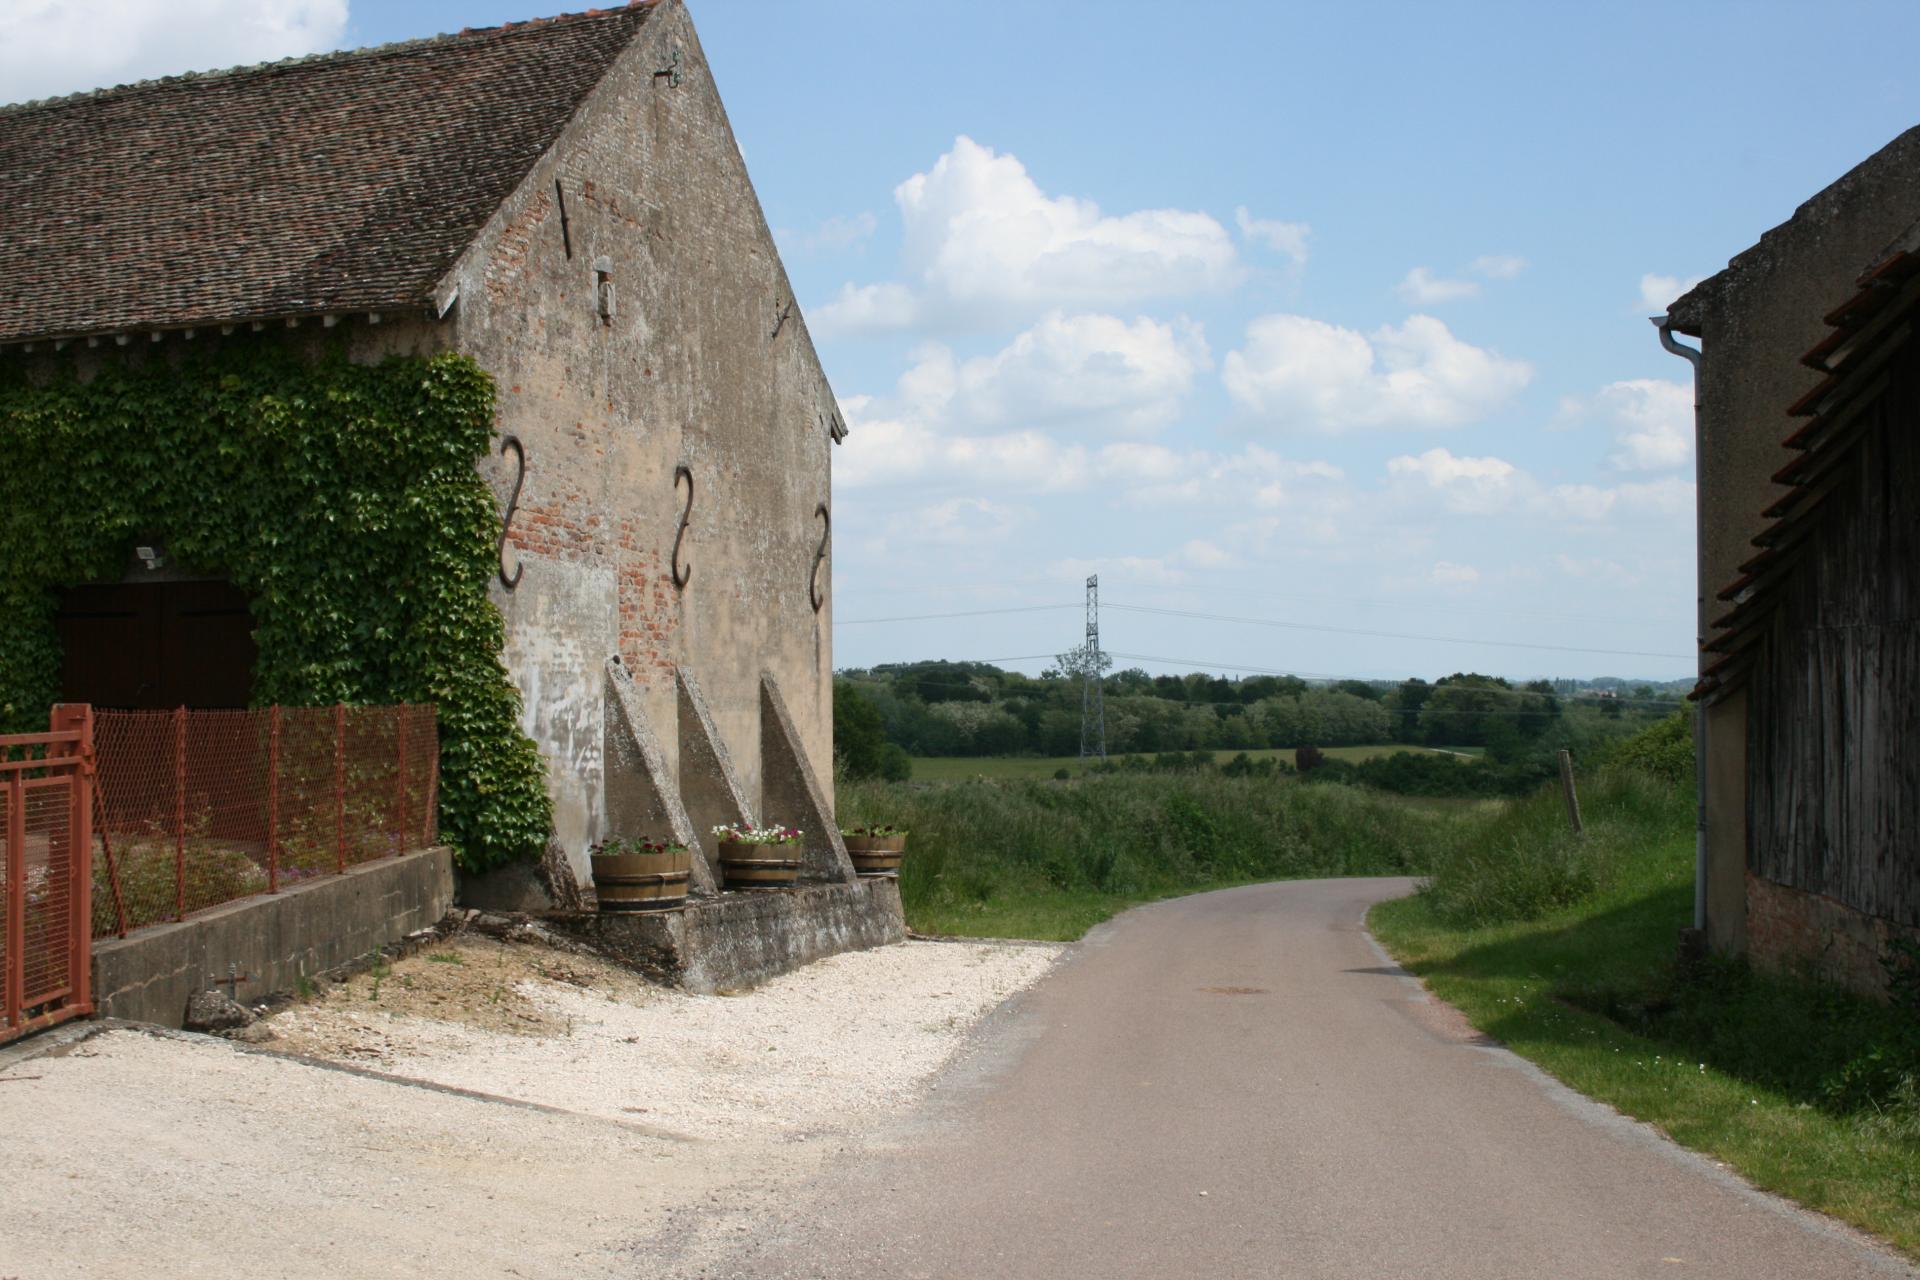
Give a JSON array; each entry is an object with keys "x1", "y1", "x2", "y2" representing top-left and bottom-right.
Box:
[{"x1": 833, "y1": 660, "x2": 1681, "y2": 780}]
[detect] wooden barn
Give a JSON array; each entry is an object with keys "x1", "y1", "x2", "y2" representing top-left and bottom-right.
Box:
[{"x1": 1681, "y1": 231, "x2": 1920, "y2": 997}]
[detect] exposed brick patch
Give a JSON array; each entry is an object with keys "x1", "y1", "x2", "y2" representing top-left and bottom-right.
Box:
[
  {"x1": 614, "y1": 517, "x2": 677, "y2": 685},
  {"x1": 1746, "y1": 872, "x2": 1916, "y2": 1000}
]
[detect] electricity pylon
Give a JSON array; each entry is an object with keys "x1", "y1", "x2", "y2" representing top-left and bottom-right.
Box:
[{"x1": 1078, "y1": 574, "x2": 1107, "y2": 760}]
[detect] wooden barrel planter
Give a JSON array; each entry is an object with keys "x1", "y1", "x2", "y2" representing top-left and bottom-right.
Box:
[
  {"x1": 842, "y1": 833, "x2": 906, "y2": 878},
  {"x1": 590, "y1": 842, "x2": 691, "y2": 912},
  {"x1": 716, "y1": 840, "x2": 800, "y2": 891}
]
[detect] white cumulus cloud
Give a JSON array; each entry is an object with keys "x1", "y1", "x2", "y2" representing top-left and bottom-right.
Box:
[
  {"x1": 1471, "y1": 254, "x2": 1528, "y2": 280},
  {"x1": 1386, "y1": 447, "x2": 1531, "y2": 515},
  {"x1": 917, "y1": 313, "x2": 1210, "y2": 436},
  {"x1": 1223, "y1": 314, "x2": 1532, "y2": 432},
  {"x1": 1545, "y1": 477, "x2": 1694, "y2": 522},
  {"x1": 886, "y1": 497, "x2": 1023, "y2": 547},
  {"x1": 1397, "y1": 267, "x2": 1480, "y2": 305},
  {"x1": 1641, "y1": 272, "x2": 1708, "y2": 313},
  {"x1": 834, "y1": 409, "x2": 1088, "y2": 492},
  {"x1": 1430, "y1": 561, "x2": 1482, "y2": 588},
  {"x1": 1396, "y1": 255, "x2": 1528, "y2": 306},
  {"x1": 816, "y1": 136, "x2": 1241, "y2": 334},
  {"x1": 1235, "y1": 207, "x2": 1311, "y2": 264},
  {"x1": 1601, "y1": 378, "x2": 1693, "y2": 471},
  {"x1": 0, "y1": 0, "x2": 348, "y2": 105}
]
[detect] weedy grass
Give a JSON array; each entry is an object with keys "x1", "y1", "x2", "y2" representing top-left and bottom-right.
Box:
[
  {"x1": 839, "y1": 772, "x2": 1436, "y2": 939},
  {"x1": 906, "y1": 743, "x2": 1477, "y2": 783},
  {"x1": 1371, "y1": 773, "x2": 1920, "y2": 1257},
  {"x1": 92, "y1": 837, "x2": 269, "y2": 935}
]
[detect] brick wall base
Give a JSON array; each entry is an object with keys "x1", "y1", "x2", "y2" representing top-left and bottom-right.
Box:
[{"x1": 1745, "y1": 872, "x2": 1915, "y2": 1000}]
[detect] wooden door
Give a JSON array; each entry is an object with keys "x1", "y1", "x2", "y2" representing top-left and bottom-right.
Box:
[{"x1": 55, "y1": 581, "x2": 255, "y2": 709}]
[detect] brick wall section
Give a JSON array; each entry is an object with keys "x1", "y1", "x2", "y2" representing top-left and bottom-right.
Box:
[{"x1": 1746, "y1": 871, "x2": 1916, "y2": 1000}]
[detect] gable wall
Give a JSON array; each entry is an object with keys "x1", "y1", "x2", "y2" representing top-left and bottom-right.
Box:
[
  {"x1": 439, "y1": 1, "x2": 840, "y2": 884},
  {"x1": 1683, "y1": 128, "x2": 1920, "y2": 955}
]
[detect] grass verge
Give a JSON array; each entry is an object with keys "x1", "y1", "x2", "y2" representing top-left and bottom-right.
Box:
[{"x1": 1370, "y1": 775, "x2": 1920, "y2": 1257}]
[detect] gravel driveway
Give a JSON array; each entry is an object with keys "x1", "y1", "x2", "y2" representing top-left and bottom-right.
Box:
[{"x1": 0, "y1": 934, "x2": 1062, "y2": 1279}]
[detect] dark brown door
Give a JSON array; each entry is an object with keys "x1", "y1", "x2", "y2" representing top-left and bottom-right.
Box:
[{"x1": 56, "y1": 581, "x2": 256, "y2": 709}]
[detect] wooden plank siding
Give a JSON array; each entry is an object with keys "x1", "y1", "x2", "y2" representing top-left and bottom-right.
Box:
[{"x1": 1747, "y1": 344, "x2": 1920, "y2": 928}]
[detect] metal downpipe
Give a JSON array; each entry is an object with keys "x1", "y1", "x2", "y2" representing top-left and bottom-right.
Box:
[{"x1": 1654, "y1": 315, "x2": 1707, "y2": 935}]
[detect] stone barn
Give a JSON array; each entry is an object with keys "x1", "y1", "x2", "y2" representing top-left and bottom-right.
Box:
[
  {"x1": 0, "y1": 1, "x2": 900, "y2": 984},
  {"x1": 1667, "y1": 124, "x2": 1920, "y2": 996}
]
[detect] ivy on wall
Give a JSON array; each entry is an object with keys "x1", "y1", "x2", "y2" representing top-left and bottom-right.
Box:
[{"x1": 0, "y1": 345, "x2": 551, "y2": 872}]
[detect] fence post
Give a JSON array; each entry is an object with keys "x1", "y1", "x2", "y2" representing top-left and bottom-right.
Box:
[
  {"x1": 334, "y1": 703, "x2": 346, "y2": 874},
  {"x1": 1558, "y1": 749, "x2": 1584, "y2": 836},
  {"x1": 51, "y1": 705, "x2": 93, "y2": 1014},
  {"x1": 174, "y1": 706, "x2": 187, "y2": 921},
  {"x1": 267, "y1": 706, "x2": 281, "y2": 893},
  {"x1": 423, "y1": 706, "x2": 439, "y2": 848},
  {"x1": 395, "y1": 707, "x2": 408, "y2": 857},
  {"x1": 6, "y1": 768, "x2": 25, "y2": 1032}
]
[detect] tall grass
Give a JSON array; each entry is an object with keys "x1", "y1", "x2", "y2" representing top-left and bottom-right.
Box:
[
  {"x1": 1415, "y1": 767, "x2": 1695, "y2": 926},
  {"x1": 838, "y1": 772, "x2": 1435, "y2": 938}
]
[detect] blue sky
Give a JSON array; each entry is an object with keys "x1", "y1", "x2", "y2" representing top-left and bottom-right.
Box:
[{"x1": 8, "y1": 1, "x2": 1919, "y2": 685}]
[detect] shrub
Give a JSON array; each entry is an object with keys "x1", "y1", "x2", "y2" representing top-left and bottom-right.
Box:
[
  {"x1": 1598, "y1": 711, "x2": 1695, "y2": 785},
  {"x1": 877, "y1": 743, "x2": 913, "y2": 782}
]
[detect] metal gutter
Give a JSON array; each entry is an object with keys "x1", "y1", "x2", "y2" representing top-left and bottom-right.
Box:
[{"x1": 1654, "y1": 314, "x2": 1708, "y2": 936}]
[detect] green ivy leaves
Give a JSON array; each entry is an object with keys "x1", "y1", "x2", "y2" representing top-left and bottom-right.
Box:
[{"x1": 0, "y1": 345, "x2": 551, "y2": 872}]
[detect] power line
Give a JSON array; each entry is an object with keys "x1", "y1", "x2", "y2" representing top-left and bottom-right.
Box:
[
  {"x1": 1105, "y1": 603, "x2": 1693, "y2": 661},
  {"x1": 836, "y1": 604, "x2": 1079, "y2": 625}
]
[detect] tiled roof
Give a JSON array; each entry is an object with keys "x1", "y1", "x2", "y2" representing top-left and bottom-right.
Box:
[
  {"x1": 0, "y1": 4, "x2": 657, "y2": 344},
  {"x1": 1692, "y1": 248, "x2": 1920, "y2": 702}
]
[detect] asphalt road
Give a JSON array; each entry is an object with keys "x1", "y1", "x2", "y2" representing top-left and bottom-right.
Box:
[{"x1": 686, "y1": 877, "x2": 1916, "y2": 1280}]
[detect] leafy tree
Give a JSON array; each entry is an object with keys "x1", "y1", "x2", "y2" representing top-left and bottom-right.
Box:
[
  {"x1": 833, "y1": 679, "x2": 889, "y2": 779},
  {"x1": 1388, "y1": 678, "x2": 1432, "y2": 743}
]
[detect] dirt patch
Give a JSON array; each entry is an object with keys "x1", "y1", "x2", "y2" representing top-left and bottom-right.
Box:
[{"x1": 267, "y1": 935, "x2": 654, "y2": 1056}]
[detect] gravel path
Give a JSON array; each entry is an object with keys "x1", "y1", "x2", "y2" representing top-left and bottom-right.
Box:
[
  {"x1": 0, "y1": 936, "x2": 1063, "y2": 1278},
  {"x1": 268, "y1": 936, "x2": 1063, "y2": 1139}
]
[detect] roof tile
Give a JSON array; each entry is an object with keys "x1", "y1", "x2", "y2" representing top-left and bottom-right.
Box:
[{"x1": 0, "y1": 4, "x2": 656, "y2": 342}]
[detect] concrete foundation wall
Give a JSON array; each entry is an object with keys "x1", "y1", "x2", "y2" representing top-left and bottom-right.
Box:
[
  {"x1": 1747, "y1": 872, "x2": 1914, "y2": 1000},
  {"x1": 91, "y1": 846, "x2": 454, "y2": 1027},
  {"x1": 552, "y1": 879, "x2": 904, "y2": 995}
]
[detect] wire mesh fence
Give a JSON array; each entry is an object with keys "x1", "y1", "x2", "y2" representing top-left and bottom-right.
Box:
[
  {"x1": 91, "y1": 705, "x2": 438, "y2": 938},
  {"x1": 3, "y1": 709, "x2": 93, "y2": 1043}
]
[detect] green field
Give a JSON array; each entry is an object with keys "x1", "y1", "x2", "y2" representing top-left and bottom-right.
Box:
[{"x1": 906, "y1": 743, "x2": 1481, "y2": 782}]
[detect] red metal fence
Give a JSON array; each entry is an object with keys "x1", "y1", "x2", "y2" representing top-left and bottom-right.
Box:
[
  {"x1": 2, "y1": 706, "x2": 94, "y2": 1044},
  {"x1": 92, "y1": 705, "x2": 438, "y2": 939}
]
